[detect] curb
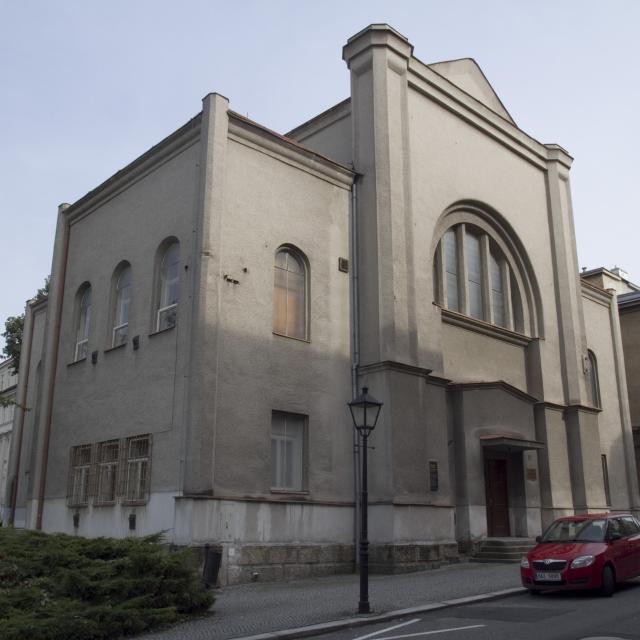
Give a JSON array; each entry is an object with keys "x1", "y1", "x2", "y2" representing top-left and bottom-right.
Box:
[{"x1": 233, "y1": 587, "x2": 526, "y2": 640}]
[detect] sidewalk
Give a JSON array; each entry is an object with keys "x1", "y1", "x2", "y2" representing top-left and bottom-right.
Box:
[{"x1": 140, "y1": 561, "x2": 524, "y2": 640}]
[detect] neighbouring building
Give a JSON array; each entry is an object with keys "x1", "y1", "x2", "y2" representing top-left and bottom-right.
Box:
[
  {"x1": 581, "y1": 267, "x2": 640, "y2": 491},
  {"x1": 6, "y1": 24, "x2": 640, "y2": 584},
  {"x1": 0, "y1": 359, "x2": 18, "y2": 523}
]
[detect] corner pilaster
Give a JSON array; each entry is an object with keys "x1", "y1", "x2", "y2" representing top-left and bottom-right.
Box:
[{"x1": 183, "y1": 93, "x2": 229, "y2": 494}]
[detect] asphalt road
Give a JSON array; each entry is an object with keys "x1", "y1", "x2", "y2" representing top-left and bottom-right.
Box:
[{"x1": 316, "y1": 580, "x2": 640, "y2": 640}]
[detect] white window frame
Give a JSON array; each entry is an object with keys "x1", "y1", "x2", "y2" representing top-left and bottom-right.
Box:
[
  {"x1": 156, "y1": 242, "x2": 180, "y2": 332},
  {"x1": 75, "y1": 286, "x2": 92, "y2": 361},
  {"x1": 112, "y1": 265, "x2": 131, "y2": 347},
  {"x1": 123, "y1": 434, "x2": 151, "y2": 504},
  {"x1": 95, "y1": 440, "x2": 120, "y2": 505},
  {"x1": 271, "y1": 411, "x2": 306, "y2": 492},
  {"x1": 68, "y1": 444, "x2": 93, "y2": 507}
]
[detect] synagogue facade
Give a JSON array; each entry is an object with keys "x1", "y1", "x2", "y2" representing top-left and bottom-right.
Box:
[{"x1": 5, "y1": 24, "x2": 639, "y2": 584}]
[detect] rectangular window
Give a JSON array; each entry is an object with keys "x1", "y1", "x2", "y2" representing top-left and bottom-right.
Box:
[
  {"x1": 123, "y1": 435, "x2": 151, "y2": 503},
  {"x1": 271, "y1": 412, "x2": 305, "y2": 491},
  {"x1": 95, "y1": 440, "x2": 120, "y2": 504},
  {"x1": 429, "y1": 460, "x2": 439, "y2": 492},
  {"x1": 444, "y1": 229, "x2": 459, "y2": 312},
  {"x1": 465, "y1": 231, "x2": 484, "y2": 319},
  {"x1": 601, "y1": 454, "x2": 611, "y2": 506},
  {"x1": 67, "y1": 444, "x2": 93, "y2": 507}
]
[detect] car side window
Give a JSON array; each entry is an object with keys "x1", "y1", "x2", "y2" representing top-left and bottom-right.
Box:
[
  {"x1": 620, "y1": 517, "x2": 640, "y2": 536},
  {"x1": 608, "y1": 518, "x2": 623, "y2": 539}
]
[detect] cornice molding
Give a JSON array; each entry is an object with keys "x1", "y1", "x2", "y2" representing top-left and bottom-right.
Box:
[
  {"x1": 440, "y1": 307, "x2": 532, "y2": 347},
  {"x1": 64, "y1": 115, "x2": 202, "y2": 225},
  {"x1": 447, "y1": 379, "x2": 538, "y2": 404},
  {"x1": 286, "y1": 98, "x2": 351, "y2": 141},
  {"x1": 228, "y1": 113, "x2": 354, "y2": 190},
  {"x1": 358, "y1": 360, "x2": 433, "y2": 378},
  {"x1": 581, "y1": 279, "x2": 613, "y2": 306},
  {"x1": 407, "y1": 59, "x2": 572, "y2": 172}
]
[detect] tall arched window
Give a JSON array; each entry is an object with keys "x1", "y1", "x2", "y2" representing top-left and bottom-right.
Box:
[
  {"x1": 433, "y1": 223, "x2": 524, "y2": 333},
  {"x1": 157, "y1": 241, "x2": 180, "y2": 331},
  {"x1": 112, "y1": 264, "x2": 131, "y2": 346},
  {"x1": 273, "y1": 247, "x2": 308, "y2": 340},
  {"x1": 75, "y1": 285, "x2": 92, "y2": 361},
  {"x1": 588, "y1": 350, "x2": 601, "y2": 408}
]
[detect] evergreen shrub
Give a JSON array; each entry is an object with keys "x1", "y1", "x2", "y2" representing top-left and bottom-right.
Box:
[{"x1": 0, "y1": 528, "x2": 214, "y2": 640}]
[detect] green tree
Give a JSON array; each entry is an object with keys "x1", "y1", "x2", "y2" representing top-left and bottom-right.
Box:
[{"x1": 2, "y1": 276, "x2": 50, "y2": 377}]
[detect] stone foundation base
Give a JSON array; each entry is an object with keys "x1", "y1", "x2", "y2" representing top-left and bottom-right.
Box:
[
  {"x1": 219, "y1": 542, "x2": 460, "y2": 584},
  {"x1": 225, "y1": 543, "x2": 356, "y2": 585},
  {"x1": 369, "y1": 542, "x2": 460, "y2": 574}
]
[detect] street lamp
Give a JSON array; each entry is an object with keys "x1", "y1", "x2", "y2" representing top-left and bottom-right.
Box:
[{"x1": 348, "y1": 386, "x2": 383, "y2": 614}]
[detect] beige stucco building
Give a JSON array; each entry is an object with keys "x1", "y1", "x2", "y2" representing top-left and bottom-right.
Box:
[
  {"x1": 5, "y1": 25, "x2": 639, "y2": 583},
  {"x1": 0, "y1": 359, "x2": 18, "y2": 523}
]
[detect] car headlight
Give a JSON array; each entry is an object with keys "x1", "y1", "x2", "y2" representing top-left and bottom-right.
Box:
[
  {"x1": 520, "y1": 557, "x2": 530, "y2": 568},
  {"x1": 570, "y1": 555, "x2": 595, "y2": 568}
]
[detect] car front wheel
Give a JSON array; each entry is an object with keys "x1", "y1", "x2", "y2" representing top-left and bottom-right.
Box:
[{"x1": 600, "y1": 565, "x2": 615, "y2": 597}]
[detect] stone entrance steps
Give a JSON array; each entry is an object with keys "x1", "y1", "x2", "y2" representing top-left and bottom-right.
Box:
[{"x1": 470, "y1": 537, "x2": 536, "y2": 563}]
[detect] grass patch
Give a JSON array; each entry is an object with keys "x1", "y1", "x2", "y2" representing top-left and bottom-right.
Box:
[{"x1": 0, "y1": 528, "x2": 214, "y2": 640}]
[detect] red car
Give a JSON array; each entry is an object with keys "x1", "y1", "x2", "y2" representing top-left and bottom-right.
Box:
[{"x1": 521, "y1": 513, "x2": 640, "y2": 597}]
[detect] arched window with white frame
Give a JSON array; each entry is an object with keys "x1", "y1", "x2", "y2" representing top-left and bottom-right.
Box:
[
  {"x1": 112, "y1": 263, "x2": 131, "y2": 346},
  {"x1": 75, "y1": 284, "x2": 92, "y2": 361},
  {"x1": 273, "y1": 246, "x2": 308, "y2": 340},
  {"x1": 156, "y1": 241, "x2": 180, "y2": 331}
]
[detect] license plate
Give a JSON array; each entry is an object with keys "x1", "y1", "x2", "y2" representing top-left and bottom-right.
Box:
[{"x1": 535, "y1": 571, "x2": 561, "y2": 581}]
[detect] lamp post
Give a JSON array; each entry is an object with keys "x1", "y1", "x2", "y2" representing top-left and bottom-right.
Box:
[{"x1": 348, "y1": 386, "x2": 383, "y2": 614}]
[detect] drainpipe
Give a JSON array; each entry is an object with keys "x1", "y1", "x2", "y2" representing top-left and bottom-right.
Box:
[
  {"x1": 350, "y1": 176, "x2": 361, "y2": 561},
  {"x1": 8, "y1": 304, "x2": 36, "y2": 525},
  {"x1": 36, "y1": 203, "x2": 71, "y2": 530}
]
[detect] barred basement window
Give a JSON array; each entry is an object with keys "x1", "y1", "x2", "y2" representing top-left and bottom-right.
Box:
[
  {"x1": 429, "y1": 460, "x2": 439, "y2": 492},
  {"x1": 68, "y1": 444, "x2": 93, "y2": 507},
  {"x1": 123, "y1": 435, "x2": 151, "y2": 503},
  {"x1": 95, "y1": 440, "x2": 120, "y2": 505}
]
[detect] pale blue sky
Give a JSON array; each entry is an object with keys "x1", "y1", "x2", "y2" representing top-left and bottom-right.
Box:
[{"x1": 1, "y1": 0, "x2": 639, "y2": 350}]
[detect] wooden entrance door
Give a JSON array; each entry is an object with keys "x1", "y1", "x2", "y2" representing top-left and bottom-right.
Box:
[{"x1": 485, "y1": 458, "x2": 510, "y2": 537}]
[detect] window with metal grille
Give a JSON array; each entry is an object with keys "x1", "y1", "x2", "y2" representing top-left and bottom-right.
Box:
[
  {"x1": 67, "y1": 444, "x2": 93, "y2": 507},
  {"x1": 123, "y1": 435, "x2": 151, "y2": 503},
  {"x1": 95, "y1": 440, "x2": 120, "y2": 504}
]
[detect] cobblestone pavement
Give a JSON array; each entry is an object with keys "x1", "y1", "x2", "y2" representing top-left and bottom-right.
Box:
[{"x1": 139, "y1": 562, "x2": 522, "y2": 640}]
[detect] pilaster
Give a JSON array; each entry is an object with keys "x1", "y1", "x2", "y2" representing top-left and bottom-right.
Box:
[
  {"x1": 343, "y1": 25, "x2": 417, "y2": 367},
  {"x1": 544, "y1": 145, "x2": 588, "y2": 405},
  {"x1": 183, "y1": 93, "x2": 229, "y2": 494}
]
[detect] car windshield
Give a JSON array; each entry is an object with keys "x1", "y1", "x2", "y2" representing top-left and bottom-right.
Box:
[{"x1": 541, "y1": 518, "x2": 606, "y2": 543}]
